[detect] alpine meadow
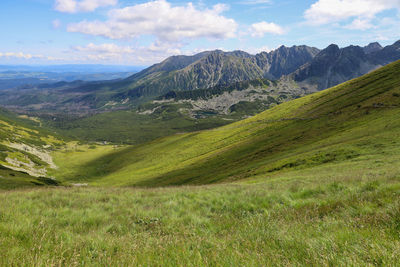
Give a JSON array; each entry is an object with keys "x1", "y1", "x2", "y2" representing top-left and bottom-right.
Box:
[{"x1": 1, "y1": 0, "x2": 400, "y2": 266}]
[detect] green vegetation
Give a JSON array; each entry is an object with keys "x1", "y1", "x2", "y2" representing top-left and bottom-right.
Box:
[
  {"x1": 162, "y1": 78, "x2": 271, "y2": 100},
  {"x1": 0, "y1": 167, "x2": 59, "y2": 190},
  {"x1": 1, "y1": 172, "x2": 400, "y2": 265},
  {"x1": 39, "y1": 78, "x2": 298, "y2": 145},
  {"x1": 48, "y1": 60, "x2": 400, "y2": 188},
  {"x1": 42, "y1": 106, "x2": 233, "y2": 144},
  {"x1": 229, "y1": 99, "x2": 273, "y2": 114},
  {"x1": 0, "y1": 107, "x2": 65, "y2": 187},
  {"x1": 1, "y1": 61, "x2": 400, "y2": 265}
]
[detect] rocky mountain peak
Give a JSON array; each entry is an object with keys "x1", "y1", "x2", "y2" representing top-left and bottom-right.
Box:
[
  {"x1": 393, "y1": 40, "x2": 400, "y2": 47},
  {"x1": 363, "y1": 42, "x2": 383, "y2": 54},
  {"x1": 324, "y1": 44, "x2": 340, "y2": 53}
]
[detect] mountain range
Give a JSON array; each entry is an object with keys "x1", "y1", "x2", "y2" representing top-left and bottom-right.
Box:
[
  {"x1": 1, "y1": 40, "x2": 399, "y2": 115},
  {"x1": 93, "y1": 39, "x2": 400, "y2": 100},
  {"x1": 292, "y1": 40, "x2": 400, "y2": 90},
  {"x1": 120, "y1": 45, "x2": 320, "y2": 97}
]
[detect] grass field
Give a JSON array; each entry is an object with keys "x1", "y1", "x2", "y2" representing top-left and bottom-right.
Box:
[
  {"x1": 1, "y1": 61, "x2": 400, "y2": 265},
  {"x1": 1, "y1": 169, "x2": 399, "y2": 265}
]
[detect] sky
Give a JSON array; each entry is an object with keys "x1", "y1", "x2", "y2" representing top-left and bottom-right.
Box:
[{"x1": 1, "y1": 0, "x2": 400, "y2": 66}]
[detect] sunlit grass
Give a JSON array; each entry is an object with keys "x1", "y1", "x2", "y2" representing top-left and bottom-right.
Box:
[
  {"x1": 50, "y1": 60, "x2": 400, "y2": 188},
  {"x1": 2, "y1": 61, "x2": 400, "y2": 265},
  {"x1": 1, "y1": 169, "x2": 399, "y2": 265}
]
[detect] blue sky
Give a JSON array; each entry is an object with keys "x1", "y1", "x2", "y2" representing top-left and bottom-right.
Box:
[{"x1": 1, "y1": 0, "x2": 400, "y2": 66}]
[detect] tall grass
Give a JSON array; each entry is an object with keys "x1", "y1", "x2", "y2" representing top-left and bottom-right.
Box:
[{"x1": 1, "y1": 168, "x2": 400, "y2": 265}]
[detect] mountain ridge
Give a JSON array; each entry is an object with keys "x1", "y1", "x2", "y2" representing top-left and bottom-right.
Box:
[
  {"x1": 1, "y1": 40, "x2": 400, "y2": 116},
  {"x1": 121, "y1": 45, "x2": 320, "y2": 97},
  {"x1": 291, "y1": 40, "x2": 400, "y2": 91}
]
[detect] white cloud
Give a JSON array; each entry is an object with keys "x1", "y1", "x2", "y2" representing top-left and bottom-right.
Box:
[
  {"x1": 72, "y1": 43, "x2": 134, "y2": 54},
  {"x1": 255, "y1": 46, "x2": 272, "y2": 53},
  {"x1": 1, "y1": 43, "x2": 219, "y2": 65},
  {"x1": 250, "y1": 21, "x2": 284, "y2": 37},
  {"x1": 344, "y1": 18, "x2": 375, "y2": 30},
  {"x1": 54, "y1": 0, "x2": 117, "y2": 13},
  {"x1": 67, "y1": 0, "x2": 237, "y2": 42},
  {"x1": 244, "y1": 45, "x2": 272, "y2": 54},
  {"x1": 0, "y1": 52, "x2": 60, "y2": 60},
  {"x1": 305, "y1": 0, "x2": 400, "y2": 25},
  {"x1": 2, "y1": 52, "x2": 37, "y2": 59},
  {"x1": 70, "y1": 42, "x2": 184, "y2": 64}
]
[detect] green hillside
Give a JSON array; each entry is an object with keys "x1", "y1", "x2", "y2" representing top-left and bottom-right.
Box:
[
  {"x1": 2, "y1": 61, "x2": 400, "y2": 266},
  {"x1": 51, "y1": 60, "x2": 400, "y2": 187},
  {"x1": 0, "y1": 109, "x2": 64, "y2": 189}
]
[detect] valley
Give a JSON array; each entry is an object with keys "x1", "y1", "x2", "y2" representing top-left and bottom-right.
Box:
[
  {"x1": 46, "y1": 60, "x2": 400, "y2": 187},
  {"x1": 1, "y1": 38, "x2": 400, "y2": 265},
  {"x1": 2, "y1": 58, "x2": 400, "y2": 189},
  {"x1": 0, "y1": 40, "x2": 398, "y2": 147}
]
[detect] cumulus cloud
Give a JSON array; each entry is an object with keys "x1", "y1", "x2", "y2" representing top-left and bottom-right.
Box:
[
  {"x1": 54, "y1": 0, "x2": 117, "y2": 13},
  {"x1": 250, "y1": 21, "x2": 284, "y2": 37},
  {"x1": 305, "y1": 0, "x2": 400, "y2": 26},
  {"x1": 67, "y1": 0, "x2": 237, "y2": 42}
]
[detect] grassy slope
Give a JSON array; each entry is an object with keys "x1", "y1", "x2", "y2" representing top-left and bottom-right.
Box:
[
  {"x1": 1, "y1": 175, "x2": 400, "y2": 265},
  {"x1": 2, "y1": 62, "x2": 400, "y2": 265},
  {"x1": 52, "y1": 60, "x2": 400, "y2": 187},
  {"x1": 0, "y1": 109, "x2": 64, "y2": 189},
  {"x1": 0, "y1": 168, "x2": 59, "y2": 190}
]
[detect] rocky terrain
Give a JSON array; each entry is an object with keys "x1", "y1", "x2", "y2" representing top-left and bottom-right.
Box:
[{"x1": 292, "y1": 41, "x2": 400, "y2": 90}]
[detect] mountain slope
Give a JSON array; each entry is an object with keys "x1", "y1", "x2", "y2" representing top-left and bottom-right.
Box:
[
  {"x1": 371, "y1": 40, "x2": 400, "y2": 64},
  {"x1": 51, "y1": 60, "x2": 400, "y2": 187},
  {"x1": 0, "y1": 46, "x2": 318, "y2": 113},
  {"x1": 117, "y1": 46, "x2": 319, "y2": 100},
  {"x1": 30, "y1": 40, "x2": 397, "y2": 103},
  {"x1": 255, "y1": 45, "x2": 320, "y2": 78},
  {"x1": 292, "y1": 40, "x2": 400, "y2": 91},
  {"x1": 0, "y1": 108, "x2": 64, "y2": 189},
  {"x1": 363, "y1": 42, "x2": 383, "y2": 54},
  {"x1": 126, "y1": 51, "x2": 213, "y2": 81},
  {"x1": 2, "y1": 41, "x2": 400, "y2": 115}
]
